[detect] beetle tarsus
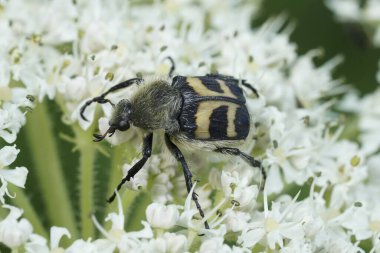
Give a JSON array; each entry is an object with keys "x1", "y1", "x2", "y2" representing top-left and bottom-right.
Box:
[{"x1": 164, "y1": 56, "x2": 176, "y2": 78}]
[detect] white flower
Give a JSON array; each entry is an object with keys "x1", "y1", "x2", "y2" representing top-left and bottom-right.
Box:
[
  {"x1": 25, "y1": 226, "x2": 71, "y2": 253},
  {"x1": 238, "y1": 192, "x2": 304, "y2": 249},
  {"x1": 289, "y1": 51, "x2": 344, "y2": 108},
  {"x1": 0, "y1": 145, "x2": 28, "y2": 203},
  {"x1": 198, "y1": 237, "x2": 242, "y2": 253},
  {"x1": 146, "y1": 203, "x2": 179, "y2": 229},
  {"x1": 149, "y1": 232, "x2": 188, "y2": 253},
  {"x1": 65, "y1": 239, "x2": 114, "y2": 253},
  {"x1": 280, "y1": 239, "x2": 313, "y2": 253},
  {"x1": 0, "y1": 0, "x2": 378, "y2": 252},
  {"x1": 122, "y1": 159, "x2": 149, "y2": 191},
  {"x1": 0, "y1": 104, "x2": 27, "y2": 143},
  {"x1": 0, "y1": 205, "x2": 33, "y2": 248},
  {"x1": 220, "y1": 171, "x2": 259, "y2": 209},
  {"x1": 92, "y1": 192, "x2": 154, "y2": 253},
  {"x1": 225, "y1": 211, "x2": 250, "y2": 232}
]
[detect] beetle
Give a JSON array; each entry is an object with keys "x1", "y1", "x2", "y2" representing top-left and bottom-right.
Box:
[{"x1": 79, "y1": 58, "x2": 265, "y2": 229}]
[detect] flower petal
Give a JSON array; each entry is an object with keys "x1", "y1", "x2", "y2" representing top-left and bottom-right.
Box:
[
  {"x1": 0, "y1": 166, "x2": 28, "y2": 188},
  {"x1": 0, "y1": 145, "x2": 19, "y2": 168},
  {"x1": 50, "y1": 226, "x2": 71, "y2": 249}
]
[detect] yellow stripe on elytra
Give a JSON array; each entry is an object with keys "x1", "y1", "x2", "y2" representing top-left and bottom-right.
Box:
[
  {"x1": 226, "y1": 104, "x2": 238, "y2": 138},
  {"x1": 186, "y1": 77, "x2": 237, "y2": 99},
  {"x1": 195, "y1": 101, "x2": 238, "y2": 139}
]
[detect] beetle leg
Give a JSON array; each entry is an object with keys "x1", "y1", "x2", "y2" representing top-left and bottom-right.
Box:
[
  {"x1": 165, "y1": 134, "x2": 210, "y2": 229},
  {"x1": 241, "y1": 80, "x2": 259, "y2": 98},
  {"x1": 107, "y1": 133, "x2": 153, "y2": 203},
  {"x1": 205, "y1": 73, "x2": 259, "y2": 98},
  {"x1": 215, "y1": 147, "x2": 266, "y2": 190},
  {"x1": 80, "y1": 77, "x2": 143, "y2": 121},
  {"x1": 164, "y1": 56, "x2": 176, "y2": 78}
]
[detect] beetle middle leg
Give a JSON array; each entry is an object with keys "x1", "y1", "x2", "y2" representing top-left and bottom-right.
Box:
[
  {"x1": 215, "y1": 147, "x2": 266, "y2": 189},
  {"x1": 165, "y1": 134, "x2": 210, "y2": 229},
  {"x1": 107, "y1": 133, "x2": 153, "y2": 203}
]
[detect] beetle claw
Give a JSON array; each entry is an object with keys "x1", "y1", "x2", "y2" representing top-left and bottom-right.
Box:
[{"x1": 93, "y1": 133, "x2": 105, "y2": 142}]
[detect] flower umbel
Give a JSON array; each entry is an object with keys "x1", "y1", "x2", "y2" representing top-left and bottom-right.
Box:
[{"x1": 0, "y1": 0, "x2": 378, "y2": 252}]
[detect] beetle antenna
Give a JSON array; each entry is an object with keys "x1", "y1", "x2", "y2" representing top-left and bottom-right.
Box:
[{"x1": 93, "y1": 126, "x2": 115, "y2": 142}]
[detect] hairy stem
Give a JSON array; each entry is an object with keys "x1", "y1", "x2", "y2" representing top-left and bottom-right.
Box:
[
  {"x1": 104, "y1": 142, "x2": 139, "y2": 228},
  {"x1": 73, "y1": 125, "x2": 96, "y2": 239},
  {"x1": 25, "y1": 101, "x2": 78, "y2": 238}
]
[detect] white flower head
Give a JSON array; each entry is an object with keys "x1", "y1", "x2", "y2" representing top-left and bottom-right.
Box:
[{"x1": 0, "y1": 0, "x2": 378, "y2": 252}]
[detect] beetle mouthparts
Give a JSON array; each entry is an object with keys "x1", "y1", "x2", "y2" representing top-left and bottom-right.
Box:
[{"x1": 93, "y1": 126, "x2": 115, "y2": 142}]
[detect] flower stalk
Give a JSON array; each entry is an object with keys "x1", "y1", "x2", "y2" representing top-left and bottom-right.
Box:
[
  {"x1": 73, "y1": 125, "x2": 96, "y2": 239},
  {"x1": 24, "y1": 101, "x2": 78, "y2": 239}
]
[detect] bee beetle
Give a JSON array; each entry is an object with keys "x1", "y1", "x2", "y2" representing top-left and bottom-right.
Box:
[{"x1": 80, "y1": 58, "x2": 265, "y2": 229}]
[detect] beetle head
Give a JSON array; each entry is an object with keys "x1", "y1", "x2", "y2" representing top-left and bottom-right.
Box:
[{"x1": 93, "y1": 99, "x2": 132, "y2": 142}]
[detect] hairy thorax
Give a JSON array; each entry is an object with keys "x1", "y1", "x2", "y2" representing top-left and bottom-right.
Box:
[{"x1": 129, "y1": 80, "x2": 182, "y2": 133}]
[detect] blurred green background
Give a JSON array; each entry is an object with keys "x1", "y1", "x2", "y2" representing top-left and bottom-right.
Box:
[{"x1": 254, "y1": 0, "x2": 380, "y2": 94}]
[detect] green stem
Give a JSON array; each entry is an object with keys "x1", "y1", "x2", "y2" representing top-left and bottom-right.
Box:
[
  {"x1": 106, "y1": 145, "x2": 126, "y2": 199},
  {"x1": 25, "y1": 101, "x2": 78, "y2": 238},
  {"x1": 103, "y1": 145, "x2": 125, "y2": 224},
  {"x1": 73, "y1": 125, "x2": 96, "y2": 239},
  {"x1": 125, "y1": 191, "x2": 151, "y2": 231},
  {"x1": 9, "y1": 186, "x2": 47, "y2": 238},
  {"x1": 188, "y1": 231, "x2": 200, "y2": 252}
]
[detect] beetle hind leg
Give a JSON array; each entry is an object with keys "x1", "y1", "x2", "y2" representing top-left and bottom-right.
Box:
[
  {"x1": 215, "y1": 147, "x2": 266, "y2": 190},
  {"x1": 165, "y1": 134, "x2": 210, "y2": 229}
]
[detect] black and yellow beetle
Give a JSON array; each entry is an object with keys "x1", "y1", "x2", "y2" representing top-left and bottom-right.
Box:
[{"x1": 80, "y1": 58, "x2": 265, "y2": 229}]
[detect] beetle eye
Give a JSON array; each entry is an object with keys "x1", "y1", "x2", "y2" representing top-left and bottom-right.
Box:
[{"x1": 118, "y1": 120, "x2": 130, "y2": 131}]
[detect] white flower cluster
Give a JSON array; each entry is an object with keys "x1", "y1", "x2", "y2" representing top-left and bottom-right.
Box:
[{"x1": 0, "y1": 0, "x2": 378, "y2": 252}]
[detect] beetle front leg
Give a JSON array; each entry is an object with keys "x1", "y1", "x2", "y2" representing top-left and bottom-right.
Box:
[
  {"x1": 80, "y1": 77, "x2": 143, "y2": 121},
  {"x1": 107, "y1": 133, "x2": 153, "y2": 203}
]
